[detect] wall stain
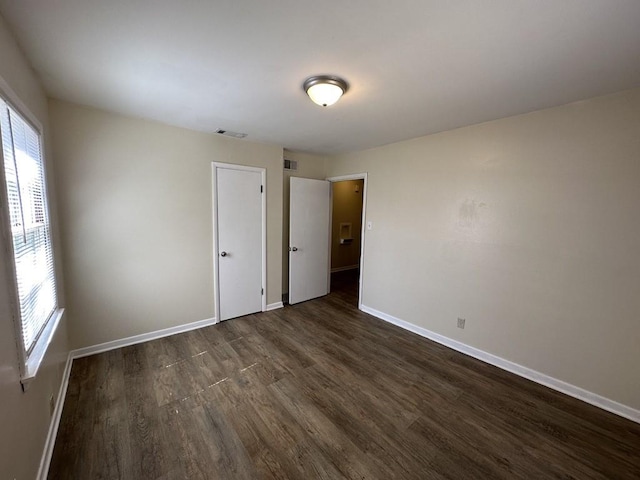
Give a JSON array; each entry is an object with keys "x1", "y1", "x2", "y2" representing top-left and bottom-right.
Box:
[{"x1": 458, "y1": 199, "x2": 486, "y2": 227}]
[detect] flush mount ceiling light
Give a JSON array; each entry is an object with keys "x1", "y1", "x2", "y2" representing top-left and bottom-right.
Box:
[{"x1": 303, "y1": 75, "x2": 348, "y2": 107}]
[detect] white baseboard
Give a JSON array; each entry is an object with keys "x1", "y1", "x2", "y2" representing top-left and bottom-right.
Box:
[
  {"x1": 360, "y1": 304, "x2": 640, "y2": 424},
  {"x1": 266, "y1": 302, "x2": 284, "y2": 311},
  {"x1": 37, "y1": 352, "x2": 73, "y2": 480},
  {"x1": 70, "y1": 316, "x2": 218, "y2": 359},
  {"x1": 331, "y1": 265, "x2": 359, "y2": 273}
]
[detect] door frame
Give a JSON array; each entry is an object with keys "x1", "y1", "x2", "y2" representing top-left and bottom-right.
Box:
[
  {"x1": 212, "y1": 162, "x2": 267, "y2": 322},
  {"x1": 326, "y1": 173, "x2": 368, "y2": 310}
]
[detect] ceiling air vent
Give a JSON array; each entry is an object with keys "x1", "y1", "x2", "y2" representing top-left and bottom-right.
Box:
[
  {"x1": 284, "y1": 159, "x2": 298, "y2": 171},
  {"x1": 215, "y1": 129, "x2": 247, "y2": 139}
]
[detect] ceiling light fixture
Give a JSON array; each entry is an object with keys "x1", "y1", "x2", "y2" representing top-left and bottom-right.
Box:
[{"x1": 303, "y1": 75, "x2": 348, "y2": 107}]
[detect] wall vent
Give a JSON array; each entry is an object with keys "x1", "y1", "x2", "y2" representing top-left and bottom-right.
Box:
[
  {"x1": 284, "y1": 159, "x2": 298, "y2": 171},
  {"x1": 215, "y1": 129, "x2": 247, "y2": 139}
]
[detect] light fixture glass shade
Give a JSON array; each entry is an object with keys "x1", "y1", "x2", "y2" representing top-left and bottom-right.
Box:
[
  {"x1": 303, "y1": 75, "x2": 348, "y2": 107},
  {"x1": 307, "y1": 83, "x2": 344, "y2": 107}
]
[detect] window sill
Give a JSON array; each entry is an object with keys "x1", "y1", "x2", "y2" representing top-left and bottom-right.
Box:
[{"x1": 20, "y1": 308, "x2": 65, "y2": 391}]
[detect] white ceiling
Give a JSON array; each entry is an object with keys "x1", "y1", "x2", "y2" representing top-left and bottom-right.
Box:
[{"x1": 1, "y1": 1, "x2": 640, "y2": 154}]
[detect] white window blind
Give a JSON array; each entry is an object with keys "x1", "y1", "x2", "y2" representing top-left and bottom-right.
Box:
[{"x1": 0, "y1": 99, "x2": 57, "y2": 357}]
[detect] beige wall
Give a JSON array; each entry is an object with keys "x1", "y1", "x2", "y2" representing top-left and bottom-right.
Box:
[
  {"x1": 326, "y1": 88, "x2": 640, "y2": 411},
  {"x1": 331, "y1": 179, "x2": 364, "y2": 270},
  {"x1": 0, "y1": 14, "x2": 70, "y2": 480},
  {"x1": 282, "y1": 150, "x2": 327, "y2": 294},
  {"x1": 49, "y1": 99, "x2": 283, "y2": 349}
]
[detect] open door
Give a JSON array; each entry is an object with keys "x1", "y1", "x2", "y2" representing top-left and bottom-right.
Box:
[{"x1": 289, "y1": 177, "x2": 331, "y2": 304}]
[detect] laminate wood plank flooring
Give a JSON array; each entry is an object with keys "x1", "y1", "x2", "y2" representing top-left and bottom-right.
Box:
[{"x1": 49, "y1": 272, "x2": 640, "y2": 479}]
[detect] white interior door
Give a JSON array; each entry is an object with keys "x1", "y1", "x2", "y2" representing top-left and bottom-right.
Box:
[
  {"x1": 214, "y1": 165, "x2": 264, "y2": 321},
  {"x1": 289, "y1": 177, "x2": 331, "y2": 304}
]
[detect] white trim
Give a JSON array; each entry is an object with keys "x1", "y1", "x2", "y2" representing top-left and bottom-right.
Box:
[
  {"x1": 36, "y1": 351, "x2": 73, "y2": 480},
  {"x1": 327, "y1": 173, "x2": 368, "y2": 311},
  {"x1": 212, "y1": 162, "x2": 267, "y2": 321},
  {"x1": 0, "y1": 82, "x2": 64, "y2": 387},
  {"x1": 0, "y1": 75, "x2": 44, "y2": 133},
  {"x1": 327, "y1": 181, "x2": 333, "y2": 294},
  {"x1": 327, "y1": 173, "x2": 368, "y2": 182},
  {"x1": 21, "y1": 308, "x2": 65, "y2": 389},
  {"x1": 70, "y1": 316, "x2": 217, "y2": 359},
  {"x1": 212, "y1": 164, "x2": 220, "y2": 320},
  {"x1": 266, "y1": 302, "x2": 284, "y2": 311},
  {"x1": 331, "y1": 264, "x2": 359, "y2": 273},
  {"x1": 260, "y1": 169, "x2": 267, "y2": 313},
  {"x1": 360, "y1": 304, "x2": 640, "y2": 424}
]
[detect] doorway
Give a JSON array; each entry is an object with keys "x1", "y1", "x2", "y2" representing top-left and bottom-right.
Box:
[{"x1": 328, "y1": 174, "x2": 367, "y2": 307}]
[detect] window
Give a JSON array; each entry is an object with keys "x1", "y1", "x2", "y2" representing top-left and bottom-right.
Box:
[{"x1": 0, "y1": 97, "x2": 58, "y2": 380}]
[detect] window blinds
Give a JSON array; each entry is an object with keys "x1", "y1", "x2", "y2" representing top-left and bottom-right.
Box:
[{"x1": 0, "y1": 99, "x2": 57, "y2": 356}]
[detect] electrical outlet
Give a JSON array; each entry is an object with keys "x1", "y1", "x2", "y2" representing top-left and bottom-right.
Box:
[
  {"x1": 457, "y1": 317, "x2": 466, "y2": 329},
  {"x1": 49, "y1": 394, "x2": 55, "y2": 417}
]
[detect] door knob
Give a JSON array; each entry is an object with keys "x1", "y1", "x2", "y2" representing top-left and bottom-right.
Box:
[
  {"x1": 220, "y1": 251, "x2": 228, "y2": 257},
  {"x1": 290, "y1": 247, "x2": 298, "y2": 252}
]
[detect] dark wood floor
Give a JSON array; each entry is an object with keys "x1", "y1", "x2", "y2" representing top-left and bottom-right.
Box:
[{"x1": 49, "y1": 273, "x2": 640, "y2": 479}]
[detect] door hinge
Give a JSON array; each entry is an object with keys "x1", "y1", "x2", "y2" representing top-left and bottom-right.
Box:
[
  {"x1": 260, "y1": 185, "x2": 263, "y2": 193},
  {"x1": 261, "y1": 288, "x2": 264, "y2": 295}
]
